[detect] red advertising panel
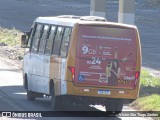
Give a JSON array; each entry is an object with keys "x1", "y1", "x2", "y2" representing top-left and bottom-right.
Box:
[{"x1": 75, "y1": 25, "x2": 137, "y2": 89}]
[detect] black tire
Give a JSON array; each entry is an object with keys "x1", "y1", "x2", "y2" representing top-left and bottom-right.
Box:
[
  {"x1": 25, "y1": 75, "x2": 36, "y2": 101},
  {"x1": 23, "y1": 74, "x2": 28, "y2": 89},
  {"x1": 27, "y1": 90, "x2": 36, "y2": 101},
  {"x1": 105, "y1": 99, "x2": 123, "y2": 114},
  {"x1": 51, "y1": 87, "x2": 57, "y2": 110},
  {"x1": 51, "y1": 88, "x2": 64, "y2": 111}
]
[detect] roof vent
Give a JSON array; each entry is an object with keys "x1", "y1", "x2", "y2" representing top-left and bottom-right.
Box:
[
  {"x1": 80, "y1": 16, "x2": 107, "y2": 22},
  {"x1": 57, "y1": 15, "x2": 81, "y2": 19}
]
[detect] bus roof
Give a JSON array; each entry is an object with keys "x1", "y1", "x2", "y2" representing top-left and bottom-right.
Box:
[{"x1": 35, "y1": 15, "x2": 136, "y2": 29}]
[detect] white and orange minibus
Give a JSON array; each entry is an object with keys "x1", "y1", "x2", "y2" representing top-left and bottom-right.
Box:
[{"x1": 21, "y1": 15, "x2": 141, "y2": 112}]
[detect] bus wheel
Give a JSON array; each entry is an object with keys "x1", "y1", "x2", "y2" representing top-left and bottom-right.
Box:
[
  {"x1": 105, "y1": 99, "x2": 123, "y2": 114},
  {"x1": 27, "y1": 91, "x2": 36, "y2": 101},
  {"x1": 51, "y1": 88, "x2": 57, "y2": 110}
]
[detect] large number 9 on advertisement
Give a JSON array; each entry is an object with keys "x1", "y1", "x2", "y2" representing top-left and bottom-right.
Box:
[{"x1": 82, "y1": 46, "x2": 89, "y2": 54}]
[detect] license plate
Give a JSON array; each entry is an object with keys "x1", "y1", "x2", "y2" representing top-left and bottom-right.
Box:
[{"x1": 98, "y1": 90, "x2": 111, "y2": 95}]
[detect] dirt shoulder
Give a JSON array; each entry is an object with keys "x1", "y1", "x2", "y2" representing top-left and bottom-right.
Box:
[{"x1": 0, "y1": 46, "x2": 23, "y2": 70}]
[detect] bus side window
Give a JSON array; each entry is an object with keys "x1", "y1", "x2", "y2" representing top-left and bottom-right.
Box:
[
  {"x1": 45, "y1": 26, "x2": 57, "y2": 55},
  {"x1": 60, "y1": 27, "x2": 72, "y2": 58},
  {"x1": 38, "y1": 25, "x2": 50, "y2": 54},
  {"x1": 52, "y1": 26, "x2": 64, "y2": 55},
  {"x1": 25, "y1": 27, "x2": 34, "y2": 49},
  {"x1": 31, "y1": 24, "x2": 43, "y2": 53},
  {"x1": 29, "y1": 24, "x2": 37, "y2": 51}
]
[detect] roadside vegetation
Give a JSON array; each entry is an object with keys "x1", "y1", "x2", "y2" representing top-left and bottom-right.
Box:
[
  {"x1": 0, "y1": 27, "x2": 23, "y2": 60},
  {"x1": 0, "y1": 27, "x2": 22, "y2": 46},
  {"x1": 131, "y1": 69, "x2": 160, "y2": 112}
]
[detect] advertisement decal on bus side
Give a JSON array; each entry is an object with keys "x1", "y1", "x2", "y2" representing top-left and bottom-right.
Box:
[{"x1": 75, "y1": 25, "x2": 138, "y2": 89}]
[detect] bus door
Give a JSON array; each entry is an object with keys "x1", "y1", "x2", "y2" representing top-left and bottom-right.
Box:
[
  {"x1": 51, "y1": 26, "x2": 72, "y2": 95},
  {"x1": 75, "y1": 25, "x2": 138, "y2": 89},
  {"x1": 51, "y1": 26, "x2": 65, "y2": 95}
]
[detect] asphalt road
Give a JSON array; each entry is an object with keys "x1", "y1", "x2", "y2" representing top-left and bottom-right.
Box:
[
  {"x1": 0, "y1": 0, "x2": 160, "y2": 70},
  {"x1": 0, "y1": 57, "x2": 153, "y2": 120}
]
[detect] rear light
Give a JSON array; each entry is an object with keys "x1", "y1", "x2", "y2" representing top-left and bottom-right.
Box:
[
  {"x1": 134, "y1": 71, "x2": 140, "y2": 87},
  {"x1": 135, "y1": 72, "x2": 140, "y2": 79},
  {"x1": 68, "y1": 66, "x2": 75, "y2": 80}
]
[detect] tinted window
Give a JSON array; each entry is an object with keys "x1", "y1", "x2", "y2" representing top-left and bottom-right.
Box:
[
  {"x1": 26, "y1": 28, "x2": 33, "y2": 48},
  {"x1": 60, "y1": 28, "x2": 72, "y2": 57},
  {"x1": 38, "y1": 25, "x2": 50, "y2": 53},
  {"x1": 31, "y1": 24, "x2": 43, "y2": 53},
  {"x1": 45, "y1": 26, "x2": 56, "y2": 55},
  {"x1": 52, "y1": 27, "x2": 64, "y2": 55}
]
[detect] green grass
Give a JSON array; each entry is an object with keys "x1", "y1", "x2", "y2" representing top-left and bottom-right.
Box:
[
  {"x1": 131, "y1": 69, "x2": 160, "y2": 113},
  {"x1": 140, "y1": 70, "x2": 160, "y2": 87},
  {"x1": 0, "y1": 27, "x2": 24, "y2": 60},
  {"x1": 132, "y1": 94, "x2": 160, "y2": 111},
  {"x1": 0, "y1": 27, "x2": 22, "y2": 46}
]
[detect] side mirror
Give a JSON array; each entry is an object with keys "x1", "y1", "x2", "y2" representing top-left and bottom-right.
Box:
[
  {"x1": 25, "y1": 31, "x2": 30, "y2": 37},
  {"x1": 21, "y1": 35, "x2": 27, "y2": 48}
]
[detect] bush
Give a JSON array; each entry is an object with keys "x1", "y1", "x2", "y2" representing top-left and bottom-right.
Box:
[{"x1": 0, "y1": 27, "x2": 22, "y2": 46}]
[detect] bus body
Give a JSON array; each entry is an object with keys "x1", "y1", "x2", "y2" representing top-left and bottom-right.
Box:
[{"x1": 22, "y1": 15, "x2": 141, "y2": 111}]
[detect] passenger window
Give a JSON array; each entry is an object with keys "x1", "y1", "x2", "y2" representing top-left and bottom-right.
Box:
[
  {"x1": 45, "y1": 26, "x2": 56, "y2": 55},
  {"x1": 26, "y1": 28, "x2": 33, "y2": 49},
  {"x1": 60, "y1": 28, "x2": 72, "y2": 57},
  {"x1": 31, "y1": 24, "x2": 43, "y2": 53},
  {"x1": 38, "y1": 25, "x2": 50, "y2": 54},
  {"x1": 52, "y1": 27, "x2": 64, "y2": 55}
]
